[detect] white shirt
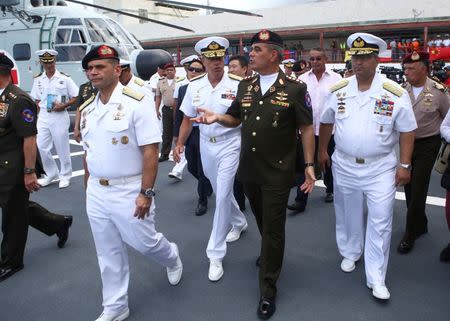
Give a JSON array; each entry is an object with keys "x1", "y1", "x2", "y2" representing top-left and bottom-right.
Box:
[
  {"x1": 30, "y1": 70, "x2": 79, "y2": 118},
  {"x1": 321, "y1": 74, "x2": 417, "y2": 158},
  {"x1": 259, "y1": 72, "x2": 278, "y2": 95},
  {"x1": 443, "y1": 39, "x2": 450, "y2": 47},
  {"x1": 412, "y1": 86, "x2": 424, "y2": 100},
  {"x1": 180, "y1": 73, "x2": 240, "y2": 139},
  {"x1": 80, "y1": 83, "x2": 161, "y2": 178},
  {"x1": 299, "y1": 69, "x2": 342, "y2": 135}
]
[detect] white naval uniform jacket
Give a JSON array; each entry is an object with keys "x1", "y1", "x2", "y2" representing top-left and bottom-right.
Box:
[
  {"x1": 80, "y1": 83, "x2": 161, "y2": 179},
  {"x1": 320, "y1": 73, "x2": 417, "y2": 161},
  {"x1": 30, "y1": 69, "x2": 79, "y2": 118},
  {"x1": 180, "y1": 73, "x2": 241, "y2": 139}
]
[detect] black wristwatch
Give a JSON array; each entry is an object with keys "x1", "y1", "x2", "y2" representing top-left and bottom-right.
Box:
[
  {"x1": 140, "y1": 188, "x2": 156, "y2": 198},
  {"x1": 304, "y1": 162, "x2": 314, "y2": 168},
  {"x1": 24, "y1": 167, "x2": 36, "y2": 174}
]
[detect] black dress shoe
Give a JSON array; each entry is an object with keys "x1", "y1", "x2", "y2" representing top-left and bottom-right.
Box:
[
  {"x1": 158, "y1": 156, "x2": 169, "y2": 162},
  {"x1": 440, "y1": 244, "x2": 450, "y2": 262},
  {"x1": 257, "y1": 296, "x2": 276, "y2": 320},
  {"x1": 287, "y1": 201, "x2": 305, "y2": 213},
  {"x1": 324, "y1": 192, "x2": 334, "y2": 203},
  {"x1": 0, "y1": 264, "x2": 24, "y2": 282},
  {"x1": 398, "y1": 237, "x2": 414, "y2": 254},
  {"x1": 195, "y1": 203, "x2": 207, "y2": 216},
  {"x1": 56, "y1": 216, "x2": 73, "y2": 248}
]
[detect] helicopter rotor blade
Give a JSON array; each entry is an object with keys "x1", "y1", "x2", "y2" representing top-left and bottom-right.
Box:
[
  {"x1": 64, "y1": 0, "x2": 194, "y2": 32},
  {"x1": 151, "y1": 0, "x2": 263, "y2": 17}
]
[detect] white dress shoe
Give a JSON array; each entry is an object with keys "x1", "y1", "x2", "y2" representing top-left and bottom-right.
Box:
[
  {"x1": 37, "y1": 175, "x2": 58, "y2": 187},
  {"x1": 167, "y1": 244, "x2": 183, "y2": 285},
  {"x1": 340, "y1": 258, "x2": 356, "y2": 273},
  {"x1": 367, "y1": 283, "x2": 390, "y2": 300},
  {"x1": 95, "y1": 308, "x2": 130, "y2": 321},
  {"x1": 208, "y1": 259, "x2": 224, "y2": 282},
  {"x1": 226, "y1": 222, "x2": 248, "y2": 243},
  {"x1": 168, "y1": 171, "x2": 182, "y2": 180},
  {"x1": 58, "y1": 178, "x2": 70, "y2": 189}
]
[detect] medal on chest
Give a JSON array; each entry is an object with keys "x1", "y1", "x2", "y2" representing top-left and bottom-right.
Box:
[
  {"x1": 193, "y1": 91, "x2": 201, "y2": 105},
  {"x1": 113, "y1": 105, "x2": 125, "y2": 120},
  {"x1": 271, "y1": 91, "x2": 290, "y2": 108},
  {"x1": 0, "y1": 102, "x2": 9, "y2": 118},
  {"x1": 242, "y1": 85, "x2": 254, "y2": 121},
  {"x1": 336, "y1": 92, "x2": 346, "y2": 114},
  {"x1": 423, "y1": 90, "x2": 434, "y2": 106},
  {"x1": 272, "y1": 111, "x2": 279, "y2": 128},
  {"x1": 374, "y1": 94, "x2": 394, "y2": 117},
  {"x1": 221, "y1": 89, "x2": 236, "y2": 100}
]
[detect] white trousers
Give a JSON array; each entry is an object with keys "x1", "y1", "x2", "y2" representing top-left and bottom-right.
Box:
[
  {"x1": 200, "y1": 134, "x2": 247, "y2": 260},
  {"x1": 171, "y1": 152, "x2": 187, "y2": 174},
  {"x1": 332, "y1": 150, "x2": 397, "y2": 286},
  {"x1": 86, "y1": 178, "x2": 178, "y2": 315},
  {"x1": 37, "y1": 113, "x2": 72, "y2": 180}
]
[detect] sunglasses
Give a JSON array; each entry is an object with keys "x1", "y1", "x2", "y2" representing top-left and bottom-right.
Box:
[
  {"x1": 309, "y1": 57, "x2": 322, "y2": 61},
  {"x1": 188, "y1": 67, "x2": 204, "y2": 72}
]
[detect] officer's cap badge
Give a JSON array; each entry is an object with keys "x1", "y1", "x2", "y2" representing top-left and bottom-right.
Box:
[
  {"x1": 259, "y1": 30, "x2": 270, "y2": 41},
  {"x1": 353, "y1": 37, "x2": 365, "y2": 48}
]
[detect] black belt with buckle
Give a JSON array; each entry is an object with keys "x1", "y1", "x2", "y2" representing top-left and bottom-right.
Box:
[
  {"x1": 99, "y1": 178, "x2": 109, "y2": 186},
  {"x1": 355, "y1": 157, "x2": 365, "y2": 164}
]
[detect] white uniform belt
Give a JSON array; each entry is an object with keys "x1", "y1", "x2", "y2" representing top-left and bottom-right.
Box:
[
  {"x1": 91, "y1": 174, "x2": 142, "y2": 186},
  {"x1": 335, "y1": 149, "x2": 389, "y2": 165},
  {"x1": 200, "y1": 131, "x2": 240, "y2": 143}
]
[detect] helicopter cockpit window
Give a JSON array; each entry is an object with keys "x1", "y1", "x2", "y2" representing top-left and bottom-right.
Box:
[
  {"x1": 59, "y1": 18, "x2": 83, "y2": 26},
  {"x1": 85, "y1": 18, "x2": 120, "y2": 44},
  {"x1": 13, "y1": 44, "x2": 31, "y2": 61},
  {"x1": 106, "y1": 19, "x2": 134, "y2": 45},
  {"x1": 55, "y1": 46, "x2": 87, "y2": 62},
  {"x1": 56, "y1": 29, "x2": 71, "y2": 44}
]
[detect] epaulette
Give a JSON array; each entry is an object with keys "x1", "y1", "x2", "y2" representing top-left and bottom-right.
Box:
[
  {"x1": 190, "y1": 73, "x2": 206, "y2": 82},
  {"x1": 60, "y1": 71, "x2": 71, "y2": 77},
  {"x1": 383, "y1": 81, "x2": 404, "y2": 97},
  {"x1": 286, "y1": 75, "x2": 301, "y2": 83},
  {"x1": 78, "y1": 95, "x2": 95, "y2": 112},
  {"x1": 33, "y1": 72, "x2": 43, "y2": 78},
  {"x1": 133, "y1": 77, "x2": 145, "y2": 87},
  {"x1": 227, "y1": 73, "x2": 243, "y2": 81},
  {"x1": 123, "y1": 86, "x2": 145, "y2": 101},
  {"x1": 330, "y1": 79, "x2": 349, "y2": 93},
  {"x1": 242, "y1": 74, "x2": 258, "y2": 80},
  {"x1": 431, "y1": 79, "x2": 448, "y2": 93},
  {"x1": 176, "y1": 76, "x2": 186, "y2": 83}
]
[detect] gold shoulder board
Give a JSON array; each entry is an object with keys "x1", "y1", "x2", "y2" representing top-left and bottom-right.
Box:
[
  {"x1": 176, "y1": 76, "x2": 186, "y2": 83},
  {"x1": 123, "y1": 86, "x2": 145, "y2": 101},
  {"x1": 60, "y1": 72, "x2": 71, "y2": 77},
  {"x1": 330, "y1": 79, "x2": 349, "y2": 93},
  {"x1": 383, "y1": 81, "x2": 403, "y2": 97},
  {"x1": 190, "y1": 73, "x2": 207, "y2": 82},
  {"x1": 33, "y1": 72, "x2": 43, "y2": 78},
  {"x1": 134, "y1": 77, "x2": 145, "y2": 87},
  {"x1": 228, "y1": 73, "x2": 243, "y2": 81},
  {"x1": 78, "y1": 95, "x2": 95, "y2": 112}
]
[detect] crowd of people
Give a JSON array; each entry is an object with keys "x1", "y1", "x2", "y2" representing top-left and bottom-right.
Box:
[{"x1": 0, "y1": 28, "x2": 449, "y2": 321}]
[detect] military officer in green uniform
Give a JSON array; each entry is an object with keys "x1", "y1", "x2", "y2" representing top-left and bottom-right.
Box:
[
  {"x1": 193, "y1": 29, "x2": 315, "y2": 320},
  {"x1": 0, "y1": 54, "x2": 72, "y2": 282}
]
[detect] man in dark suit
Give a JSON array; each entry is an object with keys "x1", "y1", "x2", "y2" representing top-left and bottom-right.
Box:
[{"x1": 0, "y1": 54, "x2": 72, "y2": 282}]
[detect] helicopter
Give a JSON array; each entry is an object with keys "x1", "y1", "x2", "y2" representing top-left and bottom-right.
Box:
[{"x1": 0, "y1": 0, "x2": 261, "y2": 91}]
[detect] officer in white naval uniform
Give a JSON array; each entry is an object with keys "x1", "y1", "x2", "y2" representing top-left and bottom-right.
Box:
[
  {"x1": 319, "y1": 33, "x2": 417, "y2": 300},
  {"x1": 80, "y1": 45, "x2": 182, "y2": 321},
  {"x1": 30, "y1": 50, "x2": 78, "y2": 188},
  {"x1": 174, "y1": 37, "x2": 248, "y2": 282}
]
